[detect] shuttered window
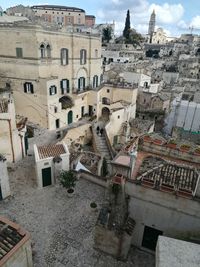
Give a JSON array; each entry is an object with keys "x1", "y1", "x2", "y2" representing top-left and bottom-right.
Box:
[
  {"x1": 60, "y1": 79, "x2": 70, "y2": 94},
  {"x1": 23, "y1": 82, "x2": 34, "y2": 94},
  {"x1": 80, "y1": 49, "x2": 87, "y2": 65},
  {"x1": 61, "y1": 48, "x2": 69, "y2": 65},
  {"x1": 16, "y1": 48, "x2": 23, "y2": 58},
  {"x1": 49, "y1": 86, "x2": 57, "y2": 95}
]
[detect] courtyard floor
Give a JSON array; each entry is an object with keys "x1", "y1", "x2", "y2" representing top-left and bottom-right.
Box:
[{"x1": 0, "y1": 125, "x2": 155, "y2": 267}]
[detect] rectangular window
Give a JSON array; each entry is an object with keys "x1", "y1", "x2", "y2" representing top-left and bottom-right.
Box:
[
  {"x1": 24, "y1": 82, "x2": 34, "y2": 94},
  {"x1": 49, "y1": 86, "x2": 57, "y2": 95},
  {"x1": 80, "y1": 49, "x2": 87, "y2": 65},
  {"x1": 16, "y1": 47, "x2": 23, "y2": 58},
  {"x1": 78, "y1": 77, "x2": 85, "y2": 90},
  {"x1": 60, "y1": 79, "x2": 70, "y2": 94},
  {"x1": 61, "y1": 48, "x2": 69, "y2": 65}
]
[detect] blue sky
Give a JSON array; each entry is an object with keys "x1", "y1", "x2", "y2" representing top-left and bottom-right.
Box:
[{"x1": 1, "y1": 0, "x2": 200, "y2": 36}]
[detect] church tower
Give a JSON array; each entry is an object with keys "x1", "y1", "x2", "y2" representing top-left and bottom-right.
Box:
[{"x1": 148, "y1": 10, "x2": 156, "y2": 36}]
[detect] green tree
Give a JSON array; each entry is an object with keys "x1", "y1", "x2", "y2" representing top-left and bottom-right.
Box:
[
  {"x1": 102, "y1": 26, "x2": 113, "y2": 43},
  {"x1": 101, "y1": 157, "x2": 108, "y2": 177},
  {"x1": 60, "y1": 170, "x2": 76, "y2": 189},
  {"x1": 123, "y1": 10, "x2": 131, "y2": 40},
  {"x1": 129, "y1": 29, "x2": 144, "y2": 45}
]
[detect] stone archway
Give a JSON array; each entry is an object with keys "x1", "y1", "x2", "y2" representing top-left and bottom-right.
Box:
[{"x1": 102, "y1": 107, "x2": 110, "y2": 121}]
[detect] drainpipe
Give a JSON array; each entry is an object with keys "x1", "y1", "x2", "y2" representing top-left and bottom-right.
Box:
[{"x1": 0, "y1": 118, "x2": 15, "y2": 163}]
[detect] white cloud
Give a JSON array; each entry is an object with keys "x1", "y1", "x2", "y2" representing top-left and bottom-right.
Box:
[
  {"x1": 97, "y1": 1, "x2": 186, "y2": 36},
  {"x1": 190, "y1": 15, "x2": 200, "y2": 30},
  {"x1": 149, "y1": 3, "x2": 184, "y2": 24}
]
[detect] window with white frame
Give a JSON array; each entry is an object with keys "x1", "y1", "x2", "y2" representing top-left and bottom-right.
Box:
[
  {"x1": 60, "y1": 79, "x2": 70, "y2": 94},
  {"x1": 61, "y1": 48, "x2": 69, "y2": 65},
  {"x1": 80, "y1": 49, "x2": 87, "y2": 65},
  {"x1": 24, "y1": 82, "x2": 34, "y2": 94},
  {"x1": 49, "y1": 85, "x2": 57, "y2": 95}
]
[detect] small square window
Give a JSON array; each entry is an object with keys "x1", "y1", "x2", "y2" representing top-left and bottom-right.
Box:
[
  {"x1": 118, "y1": 115, "x2": 120, "y2": 119},
  {"x1": 107, "y1": 89, "x2": 110, "y2": 93},
  {"x1": 76, "y1": 115, "x2": 79, "y2": 118}
]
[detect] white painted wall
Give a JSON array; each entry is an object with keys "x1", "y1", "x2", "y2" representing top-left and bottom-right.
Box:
[
  {"x1": 34, "y1": 143, "x2": 70, "y2": 189},
  {"x1": 0, "y1": 158, "x2": 11, "y2": 199}
]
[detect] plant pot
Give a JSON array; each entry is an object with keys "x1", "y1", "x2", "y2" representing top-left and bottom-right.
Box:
[
  {"x1": 194, "y1": 149, "x2": 200, "y2": 156},
  {"x1": 67, "y1": 188, "x2": 75, "y2": 197},
  {"x1": 166, "y1": 143, "x2": 177, "y2": 149},
  {"x1": 153, "y1": 139, "x2": 163, "y2": 145},
  {"x1": 180, "y1": 146, "x2": 190, "y2": 152},
  {"x1": 143, "y1": 136, "x2": 152, "y2": 143}
]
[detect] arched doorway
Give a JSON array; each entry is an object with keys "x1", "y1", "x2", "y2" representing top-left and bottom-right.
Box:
[
  {"x1": 68, "y1": 110, "x2": 73, "y2": 124},
  {"x1": 102, "y1": 107, "x2": 110, "y2": 121}
]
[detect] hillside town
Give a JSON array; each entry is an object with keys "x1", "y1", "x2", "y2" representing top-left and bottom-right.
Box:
[{"x1": 0, "y1": 3, "x2": 200, "y2": 267}]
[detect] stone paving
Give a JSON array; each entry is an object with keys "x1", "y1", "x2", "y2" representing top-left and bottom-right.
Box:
[{"x1": 0, "y1": 125, "x2": 155, "y2": 267}]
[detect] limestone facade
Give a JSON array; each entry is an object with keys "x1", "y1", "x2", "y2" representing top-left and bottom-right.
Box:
[{"x1": 0, "y1": 23, "x2": 102, "y2": 130}]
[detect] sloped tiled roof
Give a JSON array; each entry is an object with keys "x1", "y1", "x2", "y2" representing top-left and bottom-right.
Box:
[{"x1": 38, "y1": 144, "x2": 66, "y2": 159}]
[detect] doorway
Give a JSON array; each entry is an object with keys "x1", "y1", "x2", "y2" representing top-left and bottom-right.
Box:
[
  {"x1": 42, "y1": 167, "x2": 52, "y2": 187},
  {"x1": 55, "y1": 119, "x2": 60, "y2": 129},
  {"x1": 81, "y1": 106, "x2": 84, "y2": 117},
  {"x1": 89, "y1": 105, "x2": 93, "y2": 116},
  {"x1": 142, "y1": 226, "x2": 163, "y2": 251},
  {"x1": 68, "y1": 110, "x2": 73, "y2": 124}
]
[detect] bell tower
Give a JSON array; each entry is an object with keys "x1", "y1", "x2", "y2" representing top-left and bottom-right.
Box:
[{"x1": 148, "y1": 10, "x2": 156, "y2": 43}]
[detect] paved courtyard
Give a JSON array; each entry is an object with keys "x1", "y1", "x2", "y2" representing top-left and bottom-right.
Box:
[{"x1": 0, "y1": 126, "x2": 155, "y2": 267}]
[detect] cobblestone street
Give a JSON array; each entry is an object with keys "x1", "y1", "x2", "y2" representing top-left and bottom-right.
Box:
[{"x1": 0, "y1": 127, "x2": 155, "y2": 267}]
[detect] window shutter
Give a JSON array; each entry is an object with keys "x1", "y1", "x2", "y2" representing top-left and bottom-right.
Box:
[
  {"x1": 83, "y1": 78, "x2": 85, "y2": 89},
  {"x1": 60, "y1": 80, "x2": 63, "y2": 94},
  {"x1": 55, "y1": 86, "x2": 57, "y2": 94},
  {"x1": 61, "y1": 49, "x2": 63, "y2": 65},
  {"x1": 66, "y1": 49, "x2": 69, "y2": 65},
  {"x1": 78, "y1": 78, "x2": 80, "y2": 89},
  {"x1": 67, "y1": 80, "x2": 70, "y2": 93},
  {"x1": 30, "y1": 83, "x2": 34, "y2": 94},
  {"x1": 93, "y1": 77, "x2": 95, "y2": 88},
  {"x1": 24, "y1": 83, "x2": 27, "y2": 93},
  {"x1": 84, "y1": 50, "x2": 87, "y2": 64},
  {"x1": 49, "y1": 87, "x2": 52, "y2": 95},
  {"x1": 96, "y1": 76, "x2": 98, "y2": 87}
]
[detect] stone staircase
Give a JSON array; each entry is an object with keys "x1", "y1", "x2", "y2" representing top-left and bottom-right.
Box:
[{"x1": 92, "y1": 126, "x2": 112, "y2": 161}]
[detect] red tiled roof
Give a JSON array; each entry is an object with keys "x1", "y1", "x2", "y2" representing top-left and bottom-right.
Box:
[{"x1": 38, "y1": 144, "x2": 66, "y2": 159}]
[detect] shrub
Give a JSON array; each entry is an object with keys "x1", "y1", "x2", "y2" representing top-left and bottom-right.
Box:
[{"x1": 60, "y1": 170, "x2": 76, "y2": 189}]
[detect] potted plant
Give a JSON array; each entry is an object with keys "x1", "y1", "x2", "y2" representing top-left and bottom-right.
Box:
[
  {"x1": 180, "y1": 144, "x2": 190, "y2": 152},
  {"x1": 194, "y1": 148, "x2": 200, "y2": 155},
  {"x1": 60, "y1": 170, "x2": 76, "y2": 197},
  {"x1": 90, "y1": 202, "x2": 97, "y2": 211},
  {"x1": 166, "y1": 139, "x2": 177, "y2": 149}
]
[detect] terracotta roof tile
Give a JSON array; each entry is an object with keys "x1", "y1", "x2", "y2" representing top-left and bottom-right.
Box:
[{"x1": 38, "y1": 144, "x2": 66, "y2": 159}]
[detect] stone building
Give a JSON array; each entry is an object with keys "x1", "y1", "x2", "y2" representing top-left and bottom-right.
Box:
[
  {"x1": 31, "y1": 5, "x2": 95, "y2": 26},
  {"x1": 151, "y1": 28, "x2": 167, "y2": 44},
  {"x1": 0, "y1": 216, "x2": 33, "y2": 267},
  {"x1": 0, "y1": 90, "x2": 27, "y2": 162},
  {"x1": 34, "y1": 143, "x2": 70, "y2": 188},
  {"x1": 123, "y1": 136, "x2": 200, "y2": 251},
  {"x1": 0, "y1": 22, "x2": 102, "y2": 130}
]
